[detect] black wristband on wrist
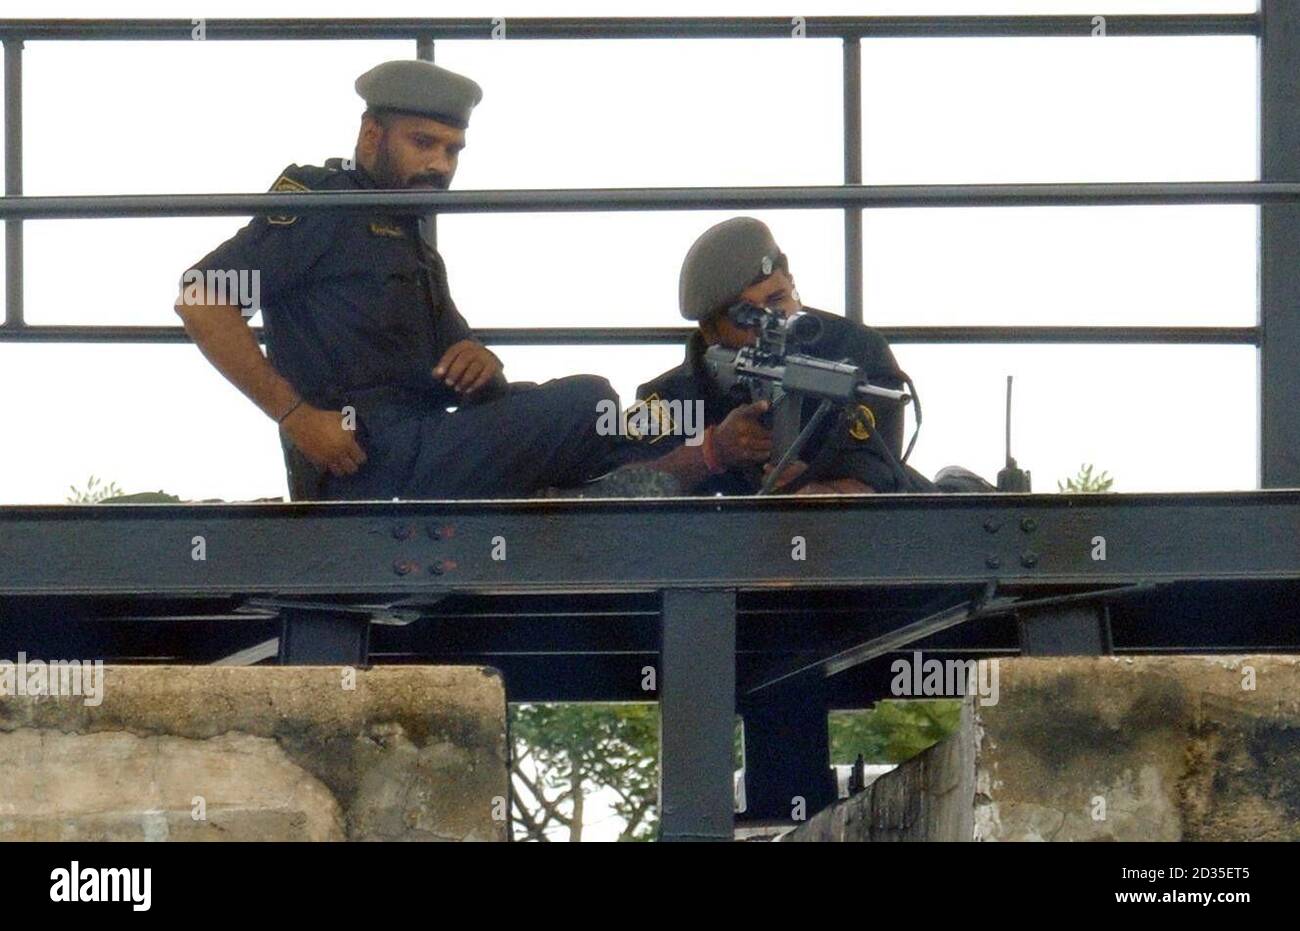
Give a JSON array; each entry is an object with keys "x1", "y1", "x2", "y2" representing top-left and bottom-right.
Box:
[{"x1": 277, "y1": 398, "x2": 304, "y2": 425}]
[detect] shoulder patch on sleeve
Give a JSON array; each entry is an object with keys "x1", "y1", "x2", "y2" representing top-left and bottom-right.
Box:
[
  {"x1": 267, "y1": 171, "x2": 311, "y2": 226},
  {"x1": 848, "y1": 403, "x2": 877, "y2": 442},
  {"x1": 623, "y1": 393, "x2": 678, "y2": 444}
]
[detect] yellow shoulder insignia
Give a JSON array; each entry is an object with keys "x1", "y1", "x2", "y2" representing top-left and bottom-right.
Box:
[
  {"x1": 624, "y1": 393, "x2": 676, "y2": 444},
  {"x1": 267, "y1": 172, "x2": 310, "y2": 226},
  {"x1": 848, "y1": 403, "x2": 876, "y2": 442},
  {"x1": 368, "y1": 220, "x2": 405, "y2": 238},
  {"x1": 623, "y1": 396, "x2": 652, "y2": 442}
]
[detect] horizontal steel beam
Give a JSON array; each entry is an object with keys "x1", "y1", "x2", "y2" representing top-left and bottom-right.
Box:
[
  {"x1": 0, "y1": 324, "x2": 1260, "y2": 346},
  {"x1": 0, "y1": 324, "x2": 692, "y2": 344},
  {"x1": 865, "y1": 326, "x2": 1259, "y2": 346},
  {"x1": 0, "y1": 182, "x2": 1296, "y2": 221},
  {"x1": 2, "y1": 492, "x2": 1299, "y2": 598},
  {"x1": 0, "y1": 15, "x2": 1259, "y2": 42}
]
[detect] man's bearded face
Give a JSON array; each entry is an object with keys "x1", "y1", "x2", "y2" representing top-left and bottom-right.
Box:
[{"x1": 367, "y1": 113, "x2": 466, "y2": 190}]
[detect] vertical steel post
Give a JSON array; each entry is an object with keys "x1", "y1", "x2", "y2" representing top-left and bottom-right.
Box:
[
  {"x1": 1260, "y1": 0, "x2": 1300, "y2": 487},
  {"x1": 416, "y1": 36, "x2": 437, "y2": 252},
  {"x1": 736, "y1": 669, "x2": 835, "y2": 822},
  {"x1": 4, "y1": 39, "x2": 23, "y2": 329},
  {"x1": 843, "y1": 36, "x2": 864, "y2": 324},
  {"x1": 659, "y1": 588, "x2": 736, "y2": 841}
]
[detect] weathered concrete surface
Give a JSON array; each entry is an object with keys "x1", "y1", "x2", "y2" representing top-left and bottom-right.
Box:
[
  {"x1": 788, "y1": 656, "x2": 1300, "y2": 841},
  {"x1": 0, "y1": 665, "x2": 508, "y2": 841},
  {"x1": 785, "y1": 699, "x2": 976, "y2": 842}
]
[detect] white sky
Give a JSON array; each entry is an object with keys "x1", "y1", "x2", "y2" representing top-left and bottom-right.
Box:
[{"x1": 0, "y1": 0, "x2": 1263, "y2": 503}]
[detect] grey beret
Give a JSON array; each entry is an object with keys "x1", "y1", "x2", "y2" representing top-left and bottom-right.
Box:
[
  {"x1": 679, "y1": 217, "x2": 784, "y2": 321},
  {"x1": 355, "y1": 60, "x2": 483, "y2": 129}
]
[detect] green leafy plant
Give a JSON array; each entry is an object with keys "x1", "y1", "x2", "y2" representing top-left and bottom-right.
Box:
[
  {"x1": 1057, "y1": 463, "x2": 1114, "y2": 493},
  {"x1": 65, "y1": 476, "x2": 181, "y2": 504},
  {"x1": 66, "y1": 475, "x2": 124, "y2": 504}
]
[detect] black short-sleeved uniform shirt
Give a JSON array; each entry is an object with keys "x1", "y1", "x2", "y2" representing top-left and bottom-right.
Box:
[
  {"x1": 635, "y1": 308, "x2": 932, "y2": 494},
  {"x1": 186, "y1": 159, "x2": 471, "y2": 415}
]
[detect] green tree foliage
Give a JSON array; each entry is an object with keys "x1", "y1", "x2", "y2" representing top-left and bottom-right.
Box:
[
  {"x1": 510, "y1": 703, "x2": 659, "y2": 841},
  {"x1": 510, "y1": 700, "x2": 963, "y2": 839},
  {"x1": 829, "y1": 701, "x2": 962, "y2": 765},
  {"x1": 1057, "y1": 463, "x2": 1115, "y2": 493}
]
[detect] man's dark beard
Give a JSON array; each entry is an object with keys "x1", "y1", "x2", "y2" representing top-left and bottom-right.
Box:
[
  {"x1": 373, "y1": 137, "x2": 449, "y2": 190},
  {"x1": 407, "y1": 172, "x2": 449, "y2": 189}
]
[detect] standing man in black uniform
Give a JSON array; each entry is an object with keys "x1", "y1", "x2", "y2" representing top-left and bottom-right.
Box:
[
  {"x1": 633, "y1": 217, "x2": 968, "y2": 495},
  {"x1": 175, "y1": 60, "x2": 643, "y2": 500}
]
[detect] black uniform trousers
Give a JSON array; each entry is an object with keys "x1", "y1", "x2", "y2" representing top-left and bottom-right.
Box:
[{"x1": 320, "y1": 375, "x2": 646, "y2": 500}]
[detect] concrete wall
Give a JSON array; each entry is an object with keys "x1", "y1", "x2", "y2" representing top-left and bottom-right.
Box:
[
  {"x1": 788, "y1": 656, "x2": 1300, "y2": 841},
  {"x1": 0, "y1": 665, "x2": 509, "y2": 841}
]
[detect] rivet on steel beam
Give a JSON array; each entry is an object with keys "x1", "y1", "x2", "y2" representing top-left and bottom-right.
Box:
[
  {"x1": 1020, "y1": 517, "x2": 1038, "y2": 533},
  {"x1": 986, "y1": 555, "x2": 1001, "y2": 570},
  {"x1": 426, "y1": 524, "x2": 441, "y2": 540},
  {"x1": 983, "y1": 518, "x2": 1001, "y2": 533},
  {"x1": 428, "y1": 561, "x2": 444, "y2": 576},
  {"x1": 393, "y1": 559, "x2": 418, "y2": 576},
  {"x1": 392, "y1": 524, "x2": 414, "y2": 541},
  {"x1": 1020, "y1": 552, "x2": 1039, "y2": 568}
]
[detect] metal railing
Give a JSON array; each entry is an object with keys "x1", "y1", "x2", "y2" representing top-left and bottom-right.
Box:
[{"x1": 0, "y1": 11, "x2": 1296, "y2": 483}]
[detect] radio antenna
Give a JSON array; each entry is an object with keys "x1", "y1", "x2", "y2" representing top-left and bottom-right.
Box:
[
  {"x1": 996, "y1": 375, "x2": 1032, "y2": 492},
  {"x1": 1005, "y1": 375, "x2": 1013, "y2": 465}
]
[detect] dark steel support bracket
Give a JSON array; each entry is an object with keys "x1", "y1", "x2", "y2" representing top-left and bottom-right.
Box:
[
  {"x1": 658, "y1": 588, "x2": 736, "y2": 842},
  {"x1": 277, "y1": 608, "x2": 370, "y2": 665},
  {"x1": 737, "y1": 669, "x2": 836, "y2": 823},
  {"x1": 1017, "y1": 601, "x2": 1112, "y2": 656},
  {"x1": 743, "y1": 582, "x2": 1010, "y2": 697},
  {"x1": 743, "y1": 582, "x2": 1155, "y2": 696}
]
